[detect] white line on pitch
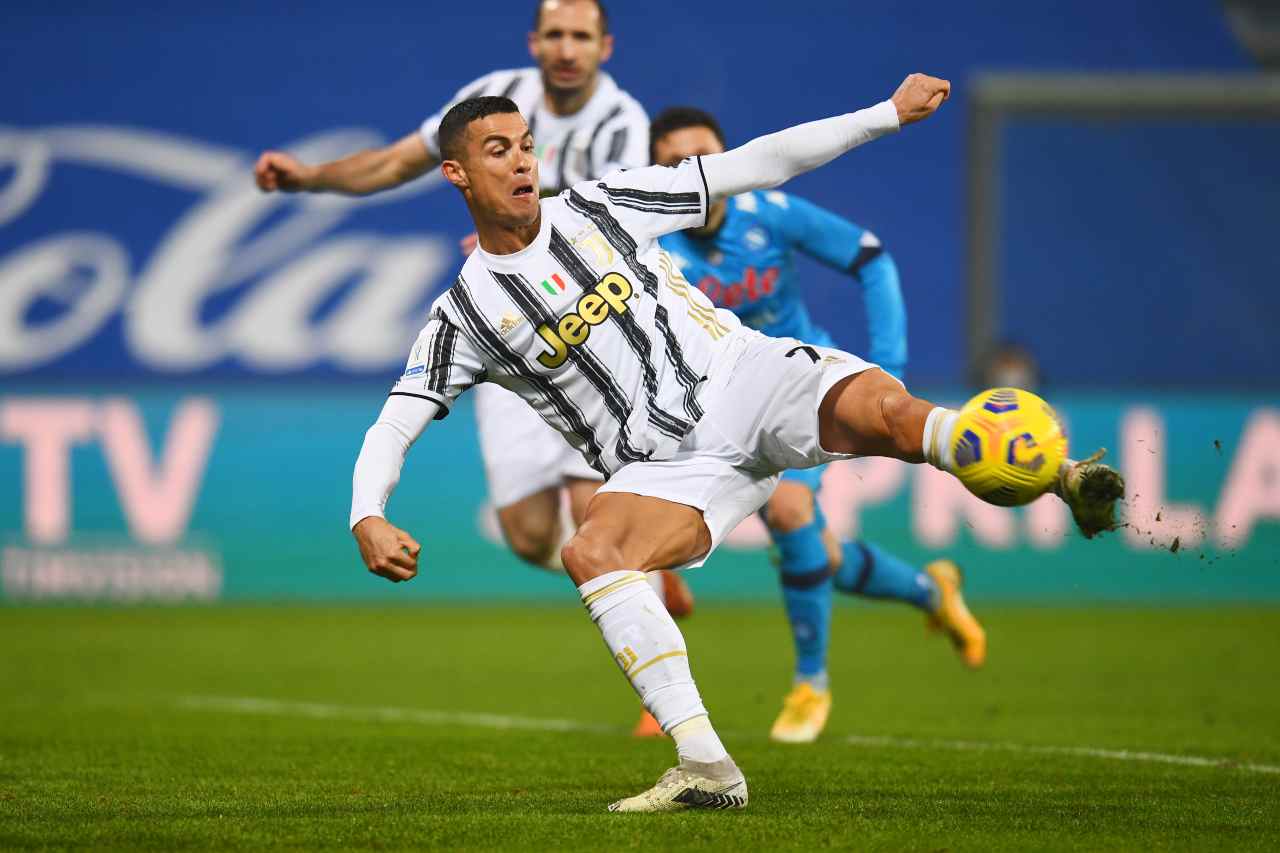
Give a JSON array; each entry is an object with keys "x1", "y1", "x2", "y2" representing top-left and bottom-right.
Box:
[
  {"x1": 177, "y1": 695, "x2": 1280, "y2": 776},
  {"x1": 176, "y1": 695, "x2": 618, "y2": 735},
  {"x1": 844, "y1": 734, "x2": 1280, "y2": 776}
]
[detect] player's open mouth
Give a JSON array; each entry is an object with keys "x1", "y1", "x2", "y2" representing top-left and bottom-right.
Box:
[{"x1": 513, "y1": 185, "x2": 534, "y2": 197}]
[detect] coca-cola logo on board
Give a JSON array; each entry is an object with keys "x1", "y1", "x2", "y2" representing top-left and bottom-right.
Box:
[{"x1": 0, "y1": 125, "x2": 455, "y2": 376}]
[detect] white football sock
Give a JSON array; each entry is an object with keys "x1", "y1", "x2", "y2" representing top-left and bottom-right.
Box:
[
  {"x1": 578, "y1": 570, "x2": 726, "y2": 762},
  {"x1": 645, "y1": 570, "x2": 667, "y2": 605},
  {"x1": 669, "y1": 715, "x2": 730, "y2": 765},
  {"x1": 922, "y1": 407, "x2": 960, "y2": 473}
]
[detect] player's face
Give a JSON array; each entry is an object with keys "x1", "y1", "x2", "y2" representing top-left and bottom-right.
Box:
[
  {"x1": 529, "y1": 0, "x2": 613, "y2": 97},
  {"x1": 652, "y1": 126, "x2": 725, "y2": 167},
  {"x1": 457, "y1": 113, "x2": 540, "y2": 226}
]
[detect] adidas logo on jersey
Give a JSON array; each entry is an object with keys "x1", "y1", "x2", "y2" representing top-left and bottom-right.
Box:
[
  {"x1": 498, "y1": 312, "x2": 525, "y2": 337},
  {"x1": 535, "y1": 273, "x2": 634, "y2": 369}
]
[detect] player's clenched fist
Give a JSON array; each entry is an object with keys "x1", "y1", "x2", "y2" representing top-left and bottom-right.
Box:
[
  {"x1": 254, "y1": 150, "x2": 316, "y2": 192},
  {"x1": 353, "y1": 516, "x2": 422, "y2": 583},
  {"x1": 890, "y1": 73, "x2": 951, "y2": 126}
]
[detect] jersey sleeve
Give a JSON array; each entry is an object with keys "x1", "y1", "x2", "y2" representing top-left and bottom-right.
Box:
[
  {"x1": 570, "y1": 156, "x2": 709, "y2": 243},
  {"x1": 587, "y1": 101, "x2": 649, "y2": 177},
  {"x1": 389, "y1": 308, "x2": 487, "y2": 418},
  {"x1": 418, "y1": 70, "x2": 516, "y2": 160},
  {"x1": 771, "y1": 193, "x2": 866, "y2": 270}
]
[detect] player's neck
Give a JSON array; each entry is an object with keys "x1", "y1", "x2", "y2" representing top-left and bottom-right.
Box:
[
  {"x1": 475, "y1": 210, "x2": 543, "y2": 256},
  {"x1": 542, "y1": 75, "x2": 600, "y2": 117}
]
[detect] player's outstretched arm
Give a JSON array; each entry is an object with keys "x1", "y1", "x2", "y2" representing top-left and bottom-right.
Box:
[
  {"x1": 254, "y1": 132, "x2": 437, "y2": 196},
  {"x1": 700, "y1": 73, "x2": 950, "y2": 201},
  {"x1": 349, "y1": 395, "x2": 437, "y2": 582}
]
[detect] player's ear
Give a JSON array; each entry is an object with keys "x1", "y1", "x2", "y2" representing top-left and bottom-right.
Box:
[
  {"x1": 441, "y1": 159, "x2": 469, "y2": 192},
  {"x1": 598, "y1": 33, "x2": 614, "y2": 64},
  {"x1": 527, "y1": 30, "x2": 540, "y2": 62}
]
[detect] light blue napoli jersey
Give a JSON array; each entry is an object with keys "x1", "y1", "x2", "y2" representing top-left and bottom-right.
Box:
[{"x1": 658, "y1": 190, "x2": 906, "y2": 378}]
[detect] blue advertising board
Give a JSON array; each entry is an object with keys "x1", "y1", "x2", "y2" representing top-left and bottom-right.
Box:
[
  {"x1": 1, "y1": 0, "x2": 1264, "y2": 386},
  {"x1": 2, "y1": 390, "x2": 1277, "y2": 602},
  {"x1": 2, "y1": 2, "x2": 1277, "y2": 602}
]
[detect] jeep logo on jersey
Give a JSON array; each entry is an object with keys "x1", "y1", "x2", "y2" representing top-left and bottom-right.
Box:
[{"x1": 534, "y1": 273, "x2": 634, "y2": 369}]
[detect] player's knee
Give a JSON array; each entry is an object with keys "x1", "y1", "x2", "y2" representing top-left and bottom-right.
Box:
[
  {"x1": 765, "y1": 488, "x2": 816, "y2": 534},
  {"x1": 500, "y1": 516, "x2": 557, "y2": 566},
  {"x1": 561, "y1": 528, "x2": 624, "y2": 584}
]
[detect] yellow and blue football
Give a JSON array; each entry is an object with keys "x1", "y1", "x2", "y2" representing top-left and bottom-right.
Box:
[{"x1": 950, "y1": 388, "x2": 1068, "y2": 507}]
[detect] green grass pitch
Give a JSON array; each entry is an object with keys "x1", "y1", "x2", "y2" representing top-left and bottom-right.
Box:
[{"x1": 2, "y1": 604, "x2": 1277, "y2": 850}]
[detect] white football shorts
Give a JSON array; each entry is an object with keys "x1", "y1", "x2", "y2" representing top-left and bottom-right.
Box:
[
  {"x1": 596, "y1": 328, "x2": 883, "y2": 569},
  {"x1": 474, "y1": 383, "x2": 603, "y2": 509}
]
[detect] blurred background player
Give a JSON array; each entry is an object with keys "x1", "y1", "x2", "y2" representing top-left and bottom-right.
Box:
[
  {"x1": 253, "y1": 0, "x2": 690, "y2": 734},
  {"x1": 650, "y1": 107, "x2": 986, "y2": 743}
]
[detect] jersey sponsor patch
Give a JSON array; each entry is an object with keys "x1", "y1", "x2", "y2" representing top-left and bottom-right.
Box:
[{"x1": 535, "y1": 273, "x2": 634, "y2": 369}]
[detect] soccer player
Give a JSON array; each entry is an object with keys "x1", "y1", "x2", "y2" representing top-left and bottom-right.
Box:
[
  {"x1": 650, "y1": 106, "x2": 984, "y2": 744},
  {"x1": 254, "y1": 0, "x2": 688, "y2": 739},
  {"x1": 252, "y1": 0, "x2": 665, "y2": 582},
  {"x1": 348, "y1": 74, "x2": 1124, "y2": 812}
]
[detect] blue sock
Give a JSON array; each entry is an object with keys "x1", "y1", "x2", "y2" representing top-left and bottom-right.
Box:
[
  {"x1": 834, "y1": 540, "x2": 937, "y2": 613},
  {"x1": 771, "y1": 520, "x2": 834, "y2": 686}
]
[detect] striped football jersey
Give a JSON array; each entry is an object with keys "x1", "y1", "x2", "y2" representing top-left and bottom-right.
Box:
[
  {"x1": 419, "y1": 68, "x2": 649, "y2": 194},
  {"x1": 390, "y1": 157, "x2": 743, "y2": 476}
]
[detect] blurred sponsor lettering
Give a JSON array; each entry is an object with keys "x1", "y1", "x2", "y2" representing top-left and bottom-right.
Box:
[
  {"x1": 0, "y1": 126, "x2": 451, "y2": 376},
  {"x1": 0, "y1": 396, "x2": 221, "y2": 601}
]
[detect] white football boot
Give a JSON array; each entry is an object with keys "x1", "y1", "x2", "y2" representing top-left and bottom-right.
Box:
[
  {"x1": 1053, "y1": 449, "x2": 1126, "y2": 539},
  {"x1": 608, "y1": 757, "x2": 748, "y2": 812}
]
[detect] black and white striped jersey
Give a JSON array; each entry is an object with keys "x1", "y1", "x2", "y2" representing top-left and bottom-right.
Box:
[
  {"x1": 419, "y1": 68, "x2": 649, "y2": 194},
  {"x1": 390, "y1": 157, "x2": 743, "y2": 476}
]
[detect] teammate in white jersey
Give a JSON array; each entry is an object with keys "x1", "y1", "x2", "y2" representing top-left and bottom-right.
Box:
[
  {"x1": 348, "y1": 76, "x2": 1125, "y2": 812},
  {"x1": 253, "y1": 0, "x2": 654, "y2": 579}
]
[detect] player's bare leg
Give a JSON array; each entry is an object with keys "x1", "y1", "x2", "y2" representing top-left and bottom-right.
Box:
[
  {"x1": 567, "y1": 476, "x2": 694, "y2": 739},
  {"x1": 570, "y1": 477, "x2": 694, "y2": 617},
  {"x1": 496, "y1": 487, "x2": 563, "y2": 569},
  {"x1": 817, "y1": 369, "x2": 933, "y2": 460},
  {"x1": 561, "y1": 493, "x2": 746, "y2": 812},
  {"x1": 819, "y1": 369, "x2": 1124, "y2": 534},
  {"x1": 565, "y1": 476, "x2": 599, "y2": 526}
]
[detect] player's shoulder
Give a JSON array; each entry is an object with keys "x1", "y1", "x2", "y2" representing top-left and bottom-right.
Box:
[
  {"x1": 597, "y1": 156, "x2": 699, "y2": 187},
  {"x1": 610, "y1": 83, "x2": 650, "y2": 125},
  {"x1": 739, "y1": 189, "x2": 834, "y2": 236},
  {"x1": 591, "y1": 73, "x2": 649, "y2": 126},
  {"x1": 730, "y1": 190, "x2": 792, "y2": 228},
  {"x1": 425, "y1": 282, "x2": 461, "y2": 324},
  {"x1": 494, "y1": 67, "x2": 542, "y2": 98},
  {"x1": 431, "y1": 255, "x2": 490, "y2": 315},
  {"x1": 459, "y1": 67, "x2": 541, "y2": 102},
  {"x1": 744, "y1": 189, "x2": 797, "y2": 213}
]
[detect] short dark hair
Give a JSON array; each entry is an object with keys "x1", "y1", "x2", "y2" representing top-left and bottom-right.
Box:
[
  {"x1": 649, "y1": 107, "x2": 726, "y2": 163},
  {"x1": 533, "y1": 0, "x2": 609, "y2": 36},
  {"x1": 438, "y1": 96, "x2": 521, "y2": 161}
]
